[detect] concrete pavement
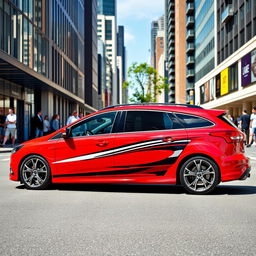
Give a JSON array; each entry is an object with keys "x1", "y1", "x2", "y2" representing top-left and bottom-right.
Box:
[{"x1": 0, "y1": 149, "x2": 255, "y2": 256}]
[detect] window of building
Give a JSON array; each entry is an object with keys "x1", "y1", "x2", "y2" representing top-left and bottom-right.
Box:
[
  {"x1": 175, "y1": 114, "x2": 214, "y2": 128},
  {"x1": 246, "y1": 22, "x2": 252, "y2": 41},
  {"x1": 240, "y1": 29, "x2": 245, "y2": 46},
  {"x1": 246, "y1": 0, "x2": 251, "y2": 13},
  {"x1": 105, "y1": 20, "x2": 112, "y2": 40},
  {"x1": 240, "y1": 4, "x2": 244, "y2": 21},
  {"x1": 234, "y1": 35, "x2": 238, "y2": 51},
  {"x1": 254, "y1": 18, "x2": 256, "y2": 36}
]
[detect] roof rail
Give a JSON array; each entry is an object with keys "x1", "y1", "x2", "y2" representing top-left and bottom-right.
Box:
[{"x1": 100, "y1": 103, "x2": 203, "y2": 111}]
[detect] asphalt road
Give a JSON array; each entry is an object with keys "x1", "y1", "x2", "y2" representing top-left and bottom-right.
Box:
[{"x1": 0, "y1": 149, "x2": 256, "y2": 256}]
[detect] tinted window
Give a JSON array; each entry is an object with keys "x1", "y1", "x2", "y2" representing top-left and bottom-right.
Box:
[
  {"x1": 175, "y1": 113, "x2": 213, "y2": 128},
  {"x1": 168, "y1": 113, "x2": 184, "y2": 129},
  {"x1": 70, "y1": 112, "x2": 116, "y2": 137},
  {"x1": 124, "y1": 111, "x2": 180, "y2": 132}
]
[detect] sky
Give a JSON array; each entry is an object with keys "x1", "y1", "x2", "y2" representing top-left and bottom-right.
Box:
[{"x1": 117, "y1": 0, "x2": 165, "y2": 69}]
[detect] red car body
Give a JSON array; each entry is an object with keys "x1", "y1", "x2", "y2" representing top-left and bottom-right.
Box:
[{"x1": 10, "y1": 104, "x2": 251, "y2": 192}]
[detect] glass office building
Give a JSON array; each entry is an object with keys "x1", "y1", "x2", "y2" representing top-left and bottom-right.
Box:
[
  {"x1": 97, "y1": 0, "x2": 116, "y2": 16},
  {"x1": 194, "y1": 0, "x2": 215, "y2": 82},
  {"x1": 0, "y1": 0, "x2": 96, "y2": 142}
]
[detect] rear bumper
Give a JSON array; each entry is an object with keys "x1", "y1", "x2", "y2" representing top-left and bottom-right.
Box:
[{"x1": 239, "y1": 167, "x2": 251, "y2": 180}]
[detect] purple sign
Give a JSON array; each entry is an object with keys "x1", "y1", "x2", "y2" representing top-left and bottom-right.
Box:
[{"x1": 241, "y1": 53, "x2": 251, "y2": 87}]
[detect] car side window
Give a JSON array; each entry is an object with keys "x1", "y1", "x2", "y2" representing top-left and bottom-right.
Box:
[
  {"x1": 70, "y1": 112, "x2": 117, "y2": 137},
  {"x1": 175, "y1": 113, "x2": 214, "y2": 128},
  {"x1": 124, "y1": 111, "x2": 180, "y2": 132}
]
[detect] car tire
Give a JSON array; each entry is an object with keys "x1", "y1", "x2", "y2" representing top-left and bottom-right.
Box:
[
  {"x1": 20, "y1": 155, "x2": 51, "y2": 190},
  {"x1": 180, "y1": 156, "x2": 220, "y2": 195}
]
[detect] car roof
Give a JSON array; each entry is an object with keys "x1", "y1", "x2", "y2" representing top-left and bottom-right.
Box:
[{"x1": 97, "y1": 104, "x2": 226, "y2": 118}]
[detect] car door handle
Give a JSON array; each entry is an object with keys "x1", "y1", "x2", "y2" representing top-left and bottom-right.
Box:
[
  {"x1": 96, "y1": 141, "x2": 109, "y2": 147},
  {"x1": 162, "y1": 137, "x2": 175, "y2": 142}
]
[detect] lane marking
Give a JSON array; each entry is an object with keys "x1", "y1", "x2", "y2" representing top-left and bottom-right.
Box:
[
  {"x1": 249, "y1": 157, "x2": 256, "y2": 161},
  {"x1": 1, "y1": 158, "x2": 10, "y2": 161}
]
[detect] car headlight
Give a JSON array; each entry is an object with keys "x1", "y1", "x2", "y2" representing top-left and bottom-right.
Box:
[{"x1": 12, "y1": 145, "x2": 24, "y2": 154}]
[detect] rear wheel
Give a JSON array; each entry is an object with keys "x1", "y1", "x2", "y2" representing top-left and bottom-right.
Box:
[
  {"x1": 180, "y1": 156, "x2": 219, "y2": 195},
  {"x1": 20, "y1": 155, "x2": 51, "y2": 190}
]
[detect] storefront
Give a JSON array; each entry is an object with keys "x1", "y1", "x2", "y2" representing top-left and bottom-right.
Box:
[
  {"x1": 0, "y1": 78, "x2": 35, "y2": 142},
  {"x1": 195, "y1": 38, "x2": 256, "y2": 118}
]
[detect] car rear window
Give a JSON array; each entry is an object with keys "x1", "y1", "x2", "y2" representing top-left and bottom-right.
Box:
[{"x1": 175, "y1": 113, "x2": 214, "y2": 128}]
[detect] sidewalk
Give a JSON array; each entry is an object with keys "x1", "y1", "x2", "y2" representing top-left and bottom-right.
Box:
[{"x1": 0, "y1": 144, "x2": 18, "y2": 153}]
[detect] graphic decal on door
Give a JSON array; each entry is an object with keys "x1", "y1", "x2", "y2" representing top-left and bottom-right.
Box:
[
  {"x1": 52, "y1": 139, "x2": 190, "y2": 178},
  {"x1": 53, "y1": 139, "x2": 190, "y2": 164}
]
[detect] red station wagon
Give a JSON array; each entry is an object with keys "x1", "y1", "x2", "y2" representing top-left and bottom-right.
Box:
[{"x1": 10, "y1": 104, "x2": 251, "y2": 194}]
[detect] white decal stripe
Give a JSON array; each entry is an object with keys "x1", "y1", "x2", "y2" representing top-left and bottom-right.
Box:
[
  {"x1": 53, "y1": 140, "x2": 163, "y2": 164},
  {"x1": 169, "y1": 150, "x2": 183, "y2": 158},
  {"x1": 53, "y1": 139, "x2": 190, "y2": 164}
]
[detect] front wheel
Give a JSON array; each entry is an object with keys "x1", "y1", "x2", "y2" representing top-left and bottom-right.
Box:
[
  {"x1": 20, "y1": 155, "x2": 51, "y2": 190},
  {"x1": 180, "y1": 156, "x2": 220, "y2": 195}
]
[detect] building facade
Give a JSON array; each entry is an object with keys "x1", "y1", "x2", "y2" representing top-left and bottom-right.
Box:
[
  {"x1": 195, "y1": 0, "x2": 256, "y2": 118},
  {"x1": 117, "y1": 25, "x2": 127, "y2": 104},
  {"x1": 97, "y1": 0, "x2": 118, "y2": 105},
  {"x1": 0, "y1": 0, "x2": 97, "y2": 142}
]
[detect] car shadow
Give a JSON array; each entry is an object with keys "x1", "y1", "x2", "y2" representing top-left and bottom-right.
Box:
[{"x1": 16, "y1": 183, "x2": 256, "y2": 195}]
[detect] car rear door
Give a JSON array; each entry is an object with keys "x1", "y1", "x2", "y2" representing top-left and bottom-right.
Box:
[{"x1": 111, "y1": 110, "x2": 189, "y2": 177}]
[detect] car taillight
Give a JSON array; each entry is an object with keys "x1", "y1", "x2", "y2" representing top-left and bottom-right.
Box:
[{"x1": 209, "y1": 131, "x2": 244, "y2": 143}]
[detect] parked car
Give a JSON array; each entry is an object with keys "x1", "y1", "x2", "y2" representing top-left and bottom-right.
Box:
[{"x1": 10, "y1": 104, "x2": 251, "y2": 194}]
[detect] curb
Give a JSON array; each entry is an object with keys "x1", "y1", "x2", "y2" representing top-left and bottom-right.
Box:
[{"x1": 0, "y1": 148, "x2": 13, "y2": 153}]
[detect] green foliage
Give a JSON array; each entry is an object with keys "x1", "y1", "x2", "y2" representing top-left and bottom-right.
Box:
[{"x1": 123, "y1": 62, "x2": 168, "y2": 103}]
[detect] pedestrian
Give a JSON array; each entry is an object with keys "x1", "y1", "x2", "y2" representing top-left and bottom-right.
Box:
[
  {"x1": 239, "y1": 110, "x2": 250, "y2": 145},
  {"x1": 43, "y1": 115, "x2": 50, "y2": 135},
  {"x1": 247, "y1": 106, "x2": 256, "y2": 147},
  {"x1": 79, "y1": 112, "x2": 84, "y2": 119},
  {"x1": 227, "y1": 114, "x2": 234, "y2": 123},
  {"x1": 51, "y1": 114, "x2": 60, "y2": 132},
  {"x1": 1, "y1": 108, "x2": 16, "y2": 147},
  {"x1": 34, "y1": 110, "x2": 44, "y2": 137},
  {"x1": 0, "y1": 109, "x2": 6, "y2": 144},
  {"x1": 66, "y1": 110, "x2": 79, "y2": 125}
]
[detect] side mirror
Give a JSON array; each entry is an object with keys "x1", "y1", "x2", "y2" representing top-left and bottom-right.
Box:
[{"x1": 62, "y1": 128, "x2": 70, "y2": 139}]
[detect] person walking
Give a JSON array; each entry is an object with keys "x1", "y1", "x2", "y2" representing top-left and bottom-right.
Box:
[
  {"x1": 247, "y1": 106, "x2": 256, "y2": 147},
  {"x1": 1, "y1": 108, "x2": 16, "y2": 147},
  {"x1": 66, "y1": 111, "x2": 79, "y2": 125},
  {"x1": 79, "y1": 112, "x2": 84, "y2": 119},
  {"x1": 0, "y1": 109, "x2": 6, "y2": 144},
  {"x1": 34, "y1": 111, "x2": 44, "y2": 137},
  {"x1": 43, "y1": 115, "x2": 50, "y2": 135},
  {"x1": 51, "y1": 114, "x2": 60, "y2": 132},
  {"x1": 239, "y1": 110, "x2": 250, "y2": 145}
]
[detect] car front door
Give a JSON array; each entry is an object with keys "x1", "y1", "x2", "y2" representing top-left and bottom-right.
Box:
[
  {"x1": 112, "y1": 110, "x2": 188, "y2": 177},
  {"x1": 53, "y1": 111, "x2": 118, "y2": 178}
]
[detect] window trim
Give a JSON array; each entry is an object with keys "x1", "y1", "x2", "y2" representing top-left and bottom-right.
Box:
[{"x1": 49, "y1": 109, "x2": 216, "y2": 140}]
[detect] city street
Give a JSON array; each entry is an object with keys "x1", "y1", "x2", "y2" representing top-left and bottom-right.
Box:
[{"x1": 0, "y1": 149, "x2": 255, "y2": 256}]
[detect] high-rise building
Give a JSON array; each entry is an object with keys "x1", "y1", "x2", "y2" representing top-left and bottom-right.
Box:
[
  {"x1": 97, "y1": 40, "x2": 107, "y2": 108},
  {"x1": 165, "y1": 0, "x2": 176, "y2": 103},
  {"x1": 195, "y1": 0, "x2": 256, "y2": 118},
  {"x1": 151, "y1": 15, "x2": 164, "y2": 69},
  {"x1": 117, "y1": 25, "x2": 127, "y2": 104},
  {"x1": 97, "y1": 0, "x2": 118, "y2": 104},
  {"x1": 85, "y1": 0, "x2": 99, "y2": 109},
  {"x1": 194, "y1": 0, "x2": 215, "y2": 83},
  {"x1": 98, "y1": 0, "x2": 116, "y2": 16},
  {"x1": 0, "y1": 0, "x2": 97, "y2": 142}
]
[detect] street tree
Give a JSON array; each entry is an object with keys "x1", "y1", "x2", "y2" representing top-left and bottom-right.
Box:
[{"x1": 123, "y1": 62, "x2": 168, "y2": 103}]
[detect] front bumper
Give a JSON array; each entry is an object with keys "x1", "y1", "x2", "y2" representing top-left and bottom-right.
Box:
[{"x1": 239, "y1": 167, "x2": 251, "y2": 180}]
